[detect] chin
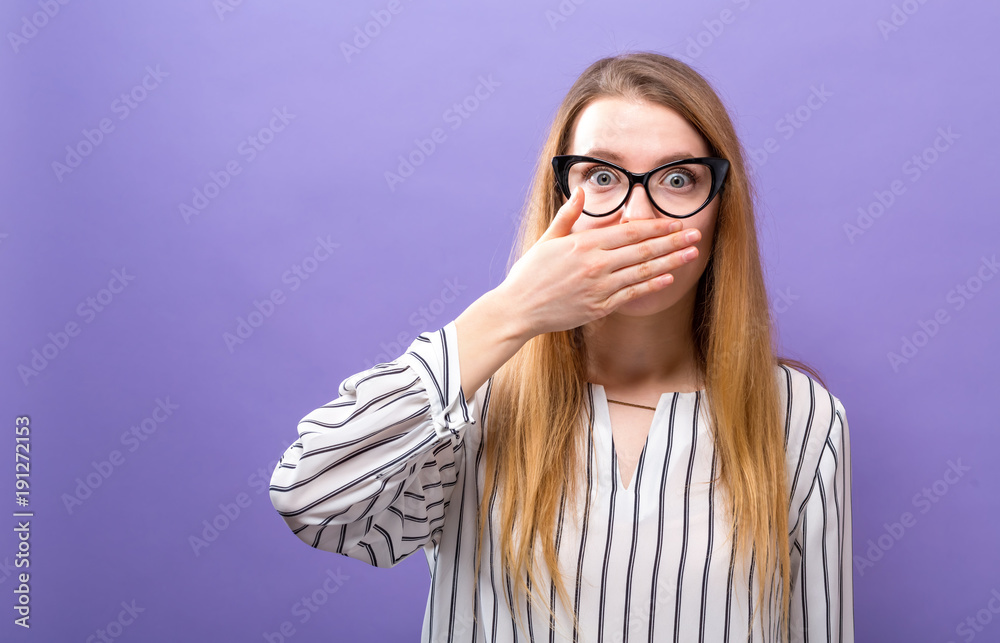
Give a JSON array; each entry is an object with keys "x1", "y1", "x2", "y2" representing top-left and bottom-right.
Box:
[{"x1": 613, "y1": 287, "x2": 683, "y2": 317}]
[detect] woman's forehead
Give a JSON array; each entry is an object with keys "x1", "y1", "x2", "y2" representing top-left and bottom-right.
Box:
[{"x1": 569, "y1": 96, "x2": 709, "y2": 163}]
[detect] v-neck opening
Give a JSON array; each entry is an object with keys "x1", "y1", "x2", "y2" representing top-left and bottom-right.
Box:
[
  {"x1": 591, "y1": 383, "x2": 704, "y2": 493},
  {"x1": 613, "y1": 434, "x2": 649, "y2": 493},
  {"x1": 593, "y1": 383, "x2": 669, "y2": 493}
]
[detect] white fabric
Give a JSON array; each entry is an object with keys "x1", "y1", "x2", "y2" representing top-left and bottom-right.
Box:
[{"x1": 270, "y1": 320, "x2": 854, "y2": 642}]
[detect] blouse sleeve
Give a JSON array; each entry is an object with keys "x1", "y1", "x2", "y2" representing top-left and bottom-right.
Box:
[
  {"x1": 268, "y1": 320, "x2": 479, "y2": 568},
  {"x1": 788, "y1": 398, "x2": 855, "y2": 642}
]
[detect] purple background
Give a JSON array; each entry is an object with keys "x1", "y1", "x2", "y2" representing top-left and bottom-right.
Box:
[{"x1": 2, "y1": 1, "x2": 998, "y2": 641}]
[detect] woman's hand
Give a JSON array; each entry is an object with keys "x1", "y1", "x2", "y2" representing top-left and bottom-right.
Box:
[{"x1": 496, "y1": 186, "x2": 702, "y2": 338}]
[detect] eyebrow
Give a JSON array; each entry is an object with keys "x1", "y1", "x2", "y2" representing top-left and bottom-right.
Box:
[{"x1": 580, "y1": 148, "x2": 700, "y2": 166}]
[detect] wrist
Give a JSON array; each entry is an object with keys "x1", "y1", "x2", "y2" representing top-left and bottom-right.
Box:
[{"x1": 482, "y1": 284, "x2": 536, "y2": 345}]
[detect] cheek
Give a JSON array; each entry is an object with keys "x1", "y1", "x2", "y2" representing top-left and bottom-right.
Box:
[
  {"x1": 695, "y1": 224, "x2": 715, "y2": 257},
  {"x1": 569, "y1": 217, "x2": 611, "y2": 235},
  {"x1": 688, "y1": 210, "x2": 718, "y2": 255}
]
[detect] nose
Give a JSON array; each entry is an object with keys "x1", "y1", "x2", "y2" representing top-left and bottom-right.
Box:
[{"x1": 619, "y1": 182, "x2": 658, "y2": 222}]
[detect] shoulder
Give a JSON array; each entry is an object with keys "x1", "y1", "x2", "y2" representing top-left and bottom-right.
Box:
[
  {"x1": 773, "y1": 363, "x2": 849, "y2": 500},
  {"x1": 773, "y1": 362, "x2": 847, "y2": 447}
]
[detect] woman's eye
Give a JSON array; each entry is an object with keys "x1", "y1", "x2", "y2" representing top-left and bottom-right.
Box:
[
  {"x1": 587, "y1": 168, "x2": 618, "y2": 186},
  {"x1": 664, "y1": 170, "x2": 693, "y2": 189}
]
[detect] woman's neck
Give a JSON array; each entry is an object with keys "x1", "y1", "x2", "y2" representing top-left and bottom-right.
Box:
[{"x1": 583, "y1": 292, "x2": 702, "y2": 394}]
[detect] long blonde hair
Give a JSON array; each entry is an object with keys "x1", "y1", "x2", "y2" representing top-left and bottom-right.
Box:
[{"x1": 472, "y1": 51, "x2": 827, "y2": 640}]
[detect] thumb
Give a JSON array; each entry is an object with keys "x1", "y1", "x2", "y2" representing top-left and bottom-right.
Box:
[{"x1": 540, "y1": 186, "x2": 585, "y2": 241}]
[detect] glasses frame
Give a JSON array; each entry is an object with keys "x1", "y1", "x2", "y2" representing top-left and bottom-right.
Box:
[{"x1": 551, "y1": 154, "x2": 730, "y2": 219}]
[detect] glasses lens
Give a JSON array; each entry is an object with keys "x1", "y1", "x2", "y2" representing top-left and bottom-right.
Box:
[
  {"x1": 566, "y1": 160, "x2": 715, "y2": 216},
  {"x1": 648, "y1": 163, "x2": 714, "y2": 216},
  {"x1": 566, "y1": 161, "x2": 628, "y2": 216}
]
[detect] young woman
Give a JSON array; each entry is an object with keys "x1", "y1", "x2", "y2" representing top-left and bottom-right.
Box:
[{"x1": 270, "y1": 52, "x2": 853, "y2": 643}]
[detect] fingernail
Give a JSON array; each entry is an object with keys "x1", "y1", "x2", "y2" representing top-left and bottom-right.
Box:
[{"x1": 668, "y1": 221, "x2": 682, "y2": 233}]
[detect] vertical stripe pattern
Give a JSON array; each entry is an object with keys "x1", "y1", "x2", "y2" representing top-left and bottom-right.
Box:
[{"x1": 270, "y1": 322, "x2": 855, "y2": 642}]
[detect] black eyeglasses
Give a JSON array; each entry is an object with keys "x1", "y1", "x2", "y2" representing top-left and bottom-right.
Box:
[{"x1": 551, "y1": 155, "x2": 729, "y2": 218}]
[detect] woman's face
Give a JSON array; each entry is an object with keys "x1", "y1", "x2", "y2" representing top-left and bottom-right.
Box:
[{"x1": 566, "y1": 96, "x2": 719, "y2": 319}]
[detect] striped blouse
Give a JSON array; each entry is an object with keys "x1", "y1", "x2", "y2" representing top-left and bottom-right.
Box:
[{"x1": 269, "y1": 320, "x2": 854, "y2": 642}]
